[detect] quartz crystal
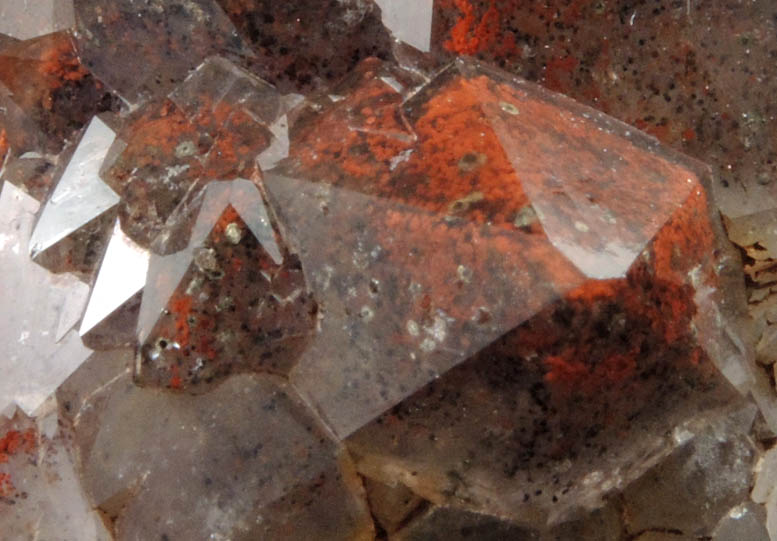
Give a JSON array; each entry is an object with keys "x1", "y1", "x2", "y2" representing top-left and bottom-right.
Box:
[
  {"x1": 1, "y1": 1, "x2": 777, "y2": 540},
  {"x1": 79, "y1": 218, "x2": 149, "y2": 348},
  {"x1": 0, "y1": 183, "x2": 91, "y2": 416},
  {"x1": 136, "y1": 177, "x2": 316, "y2": 391},
  {"x1": 29, "y1": 115, "x2": 119, "y2": 279},
  {"x1": 0, "y1": 0, "x2": 75, "y2": 41},
  {"x1": 0, "y1": 409, "x2": 111, "y2": 539},
  {"x1": 102, "y1": 56, "x2": 280, "y2": 247},
  {"x1": 0, "y1": 31, "x2": 118, "y2": 150},
  {"x1": 73, "y1": 0, "x2": 254, "y2": 106}
]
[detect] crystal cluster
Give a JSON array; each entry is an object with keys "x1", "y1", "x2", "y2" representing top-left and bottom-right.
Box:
[{"x1": 1, "y1": 1, "x2": 777, "y2": 540}]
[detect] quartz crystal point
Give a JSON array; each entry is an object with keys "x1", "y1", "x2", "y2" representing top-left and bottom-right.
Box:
[
  {"x1": 374, "y1": 0, "x2": 434, "y2": 53},
  {"x1": 0, "y1": 0, "x2": 772, "y2": 535},
  {"x1": 136, "y1": 178, "x2": 316, "y2": 391},
  {"x1": 265, "y1": 57, "x2": 753, "y2": 526},
  {"x1": 60, "y1": 350, "x2": 373, "y2": 540},
  {"x1": 79, "y1": 218, "x2": 149, "y2": 348},
  {"x1": 29, "y1": 115, "x2": 120, "y2": 279},
  {"x1": 103, "y1": 56, "x2": 280, "y2": 247},
  {"x1": 0, "y1": 182, "x2": 91, "y2": 416}
]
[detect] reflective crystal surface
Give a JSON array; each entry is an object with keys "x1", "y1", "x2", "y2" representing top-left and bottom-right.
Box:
[
  {"x1": 30, "y1": 115, "x2": 119, "y2": 279},
  {"x1": 272, "y1": 58, "x2": 750, "y2": 441},
  {"x1": 73, "y1": 0, "x2": 254, "y2": 106},
  {"x1": 0, "y1": 0, "x2": 75, "y2": 41},
  {"x1": 103, "y1": 57, "x2": 279, "y2": 246},
  {"x1": 2, "y1": 2, "x2": 777, "y2": 540},
  {"x1": 0, "y1": 183, "x2": 91, "y2": 416},
  {"x1": 0, "y1": 31, "x2": 118, "y2": 150},
  {"x1": 79, "y1": 218, "x2": 148, "y2": 348},
  {"x1": 60, "y1": 351, "x2": 373, "y2": 540}
]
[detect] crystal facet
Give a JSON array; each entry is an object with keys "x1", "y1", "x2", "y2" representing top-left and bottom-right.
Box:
[
  {"x1": 0, "y1": 182, "x2": 91, "y2": 416},
  {"x1": 63, "y1": 351, "x2": 373, "y2": 540},
  {"x1": 29, "y1": 115, "x2": 120, "y2": 279},
  {"x1": 0, "y1": 410, "x2": 111, "y2": 540},
  {"x1": 0, "y1": 32, "x2": 118, "y2": 150},
  {"x1": 79, "y1": 218, "x2": 149, "y2": 348},
  {"x1": 103, "y1": 57, "x2": 279, "y2": 246},
  {"x1": 136, "y1": 178, "x2": 316, "y2": 391},
  {"x1": 0, "y1": 0, "x2": 75, "y2": 41},
  {"x1": 73, "y1": 0, "x2": 254, "y2": 106}
]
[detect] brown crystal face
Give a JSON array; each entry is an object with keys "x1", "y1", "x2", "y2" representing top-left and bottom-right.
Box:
[
  {"x1": 0, "y1": 1, "x2": 772, "y2": 537},
  {"x1": 73, "y1": 0, "x2": 255, "y2": 105},
  {"x1": 102, "y1": 57, "x2": 279, "y2": 247},
  {"x1": 135, "y1": 178, "x2": 317, "y2": 392},
  {"x1": 263, "y1": 57, "x2": 746, "y2": 523},
  {"x1": 0, "y1": 32, "x2": 118, "y2": 151},
  {"x1": 422, "y1": 1, "x2": 777, "y2": 222}
]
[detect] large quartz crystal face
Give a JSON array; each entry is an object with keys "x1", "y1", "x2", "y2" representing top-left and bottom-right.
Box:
[
  {"x1": 267, "y1": 57, "x2": 752, "y2": 524},
  {"x1": 0, "y1": 0, "x2": 75, "y2": 41}
]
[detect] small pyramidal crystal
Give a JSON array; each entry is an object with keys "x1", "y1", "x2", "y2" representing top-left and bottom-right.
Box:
[{"x1": 135, "y1": 178, "x2": 317, "y2": 392}]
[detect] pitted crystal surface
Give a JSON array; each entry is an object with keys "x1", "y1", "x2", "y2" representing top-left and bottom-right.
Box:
[
  {"x1": 73, "y1": 0, "x2": 254, "y2": 106},
  {"x1": 0, "y1": 32, "x2": 118, "y2": 150},
  {"x1": 270, "y1": 59, "x2": 747, "y2": 446},
  {"x1": 136, "y1": 178, "x2": 315, "y2": 391},
  {"x1": 103, "y1": 57, "x2": 280, "y2": 246},
  {"x1": 215, "y1": 0, "x2": 393, "y2": 93}
]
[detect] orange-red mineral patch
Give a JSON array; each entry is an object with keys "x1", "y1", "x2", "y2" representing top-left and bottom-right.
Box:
[
  {"x1": 0, "y1": 128, "x2": 8, "y2": 165},
  {"x1": 0, "y1": 427, "x2": 37, "y2": 499},
  {"x1": 0, "y1": 428, "x2": 36, "y2": 464}
]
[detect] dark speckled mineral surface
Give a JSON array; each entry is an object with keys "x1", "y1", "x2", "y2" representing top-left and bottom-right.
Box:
[{"x1": 2, "y1": 1, "x2": 777, "y2": 540}]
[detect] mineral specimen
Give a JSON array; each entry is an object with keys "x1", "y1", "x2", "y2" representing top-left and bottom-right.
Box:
[{"x1": 1, "y1": 1, "x2": 776, "y2": 540}]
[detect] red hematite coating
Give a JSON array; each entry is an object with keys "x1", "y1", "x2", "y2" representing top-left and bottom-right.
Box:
[
  {"x1": 0, "y1": 32, "x2": 117, "y2": 151},
  {"x1": 264, "y1": 58, "x2": 745, "y2": 524},
  {"x1": 0, "y1": 426, "x2": 37, "y2": 498}
]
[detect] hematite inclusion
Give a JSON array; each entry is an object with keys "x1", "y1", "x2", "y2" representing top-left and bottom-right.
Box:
[{"x1": 0, "y1": 1, "x2": 775, "y2": 540}]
